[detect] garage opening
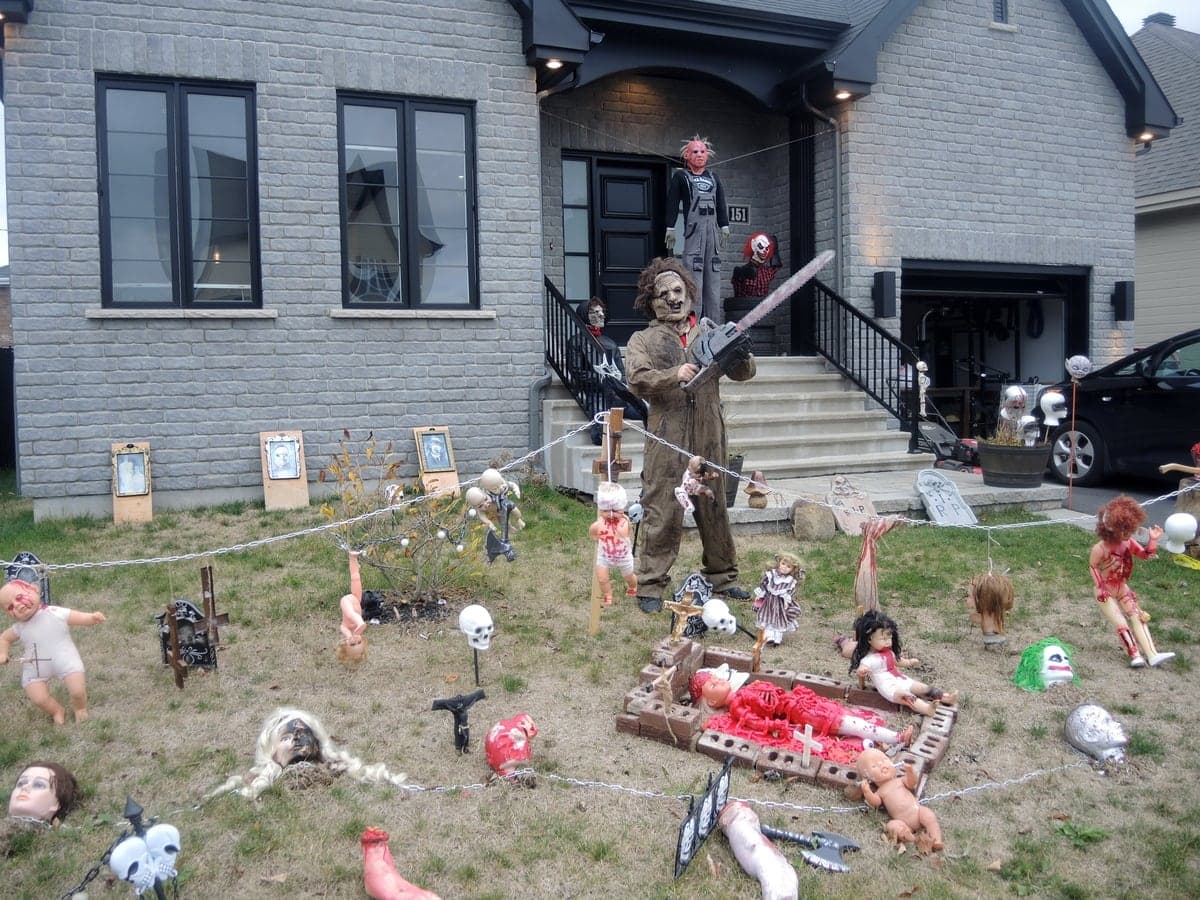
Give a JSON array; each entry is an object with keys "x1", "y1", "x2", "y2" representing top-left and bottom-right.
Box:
[{"x1": 900, "y1": 261, "x2": 1089, "y2": 439}]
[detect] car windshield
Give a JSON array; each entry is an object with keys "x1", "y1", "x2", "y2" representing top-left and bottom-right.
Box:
[{"x1": 1155, "y1": 339, "x2": 1200, "y2": 376}]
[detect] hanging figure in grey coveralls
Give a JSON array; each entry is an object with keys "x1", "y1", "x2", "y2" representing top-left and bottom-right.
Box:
[{"x1": 665, "y1": 136, "x2": 730, "y2": 323}]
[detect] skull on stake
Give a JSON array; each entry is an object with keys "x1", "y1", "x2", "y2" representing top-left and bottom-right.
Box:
[
  {"x1": 109, "y1": 835, "x2": 158, "y2": 896},
  {"x1": 458, "y1": 604, "x2": 494, "y2": 650},
  {"x1": 145, "y1": 822, "x2": 181, "y2": 880}
]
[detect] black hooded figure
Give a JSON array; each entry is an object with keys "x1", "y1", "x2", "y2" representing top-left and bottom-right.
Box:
[{"x1": 566, "y1": 297, "x2": 649, "y2": 444}]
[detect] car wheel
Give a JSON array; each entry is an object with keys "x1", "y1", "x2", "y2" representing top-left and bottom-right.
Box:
[{"x1": 1049, "y1": 423, "x2": 1105, "y2": 486}]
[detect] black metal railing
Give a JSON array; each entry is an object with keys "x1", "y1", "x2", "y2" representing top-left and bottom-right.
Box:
[
  {"x1": 543, "y1": 277, "x2": 607, "y2": 420},
  {"x1": 810, "y1": 279, "x2": 921, "y2": 451}
]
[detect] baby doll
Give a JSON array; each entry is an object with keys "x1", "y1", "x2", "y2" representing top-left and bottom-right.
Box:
[
  {"x1": 856, "y1": 748, "x2": 943, "y2": 852},
  {"x1": 337, "y1": 550, "x2": 367, "y2": 664},
  {"x1": 753, "y1": 552, "x2": 803, "y2": 646},
  {"x1": 1090, "y1": 495, "x2": 1174, "y2": 668},
  {"x1": 849, "y1": 610, "x2": 957, "y2": 716},
  {"x1": 673, "y1": 455, "x2": 719, "y2": 514},
  {"x1": 967, "y1": 571, "x2": 1015, "y2": 647},
  {"x1": 0, "y1": 579, "x2": 106, "y2": 724},
  {"x1": 588, "y1": 482, "x2": 638, "y2": 606}
]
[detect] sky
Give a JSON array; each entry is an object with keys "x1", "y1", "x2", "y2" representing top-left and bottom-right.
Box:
[
  {"x1": 1107, "y1": 2, "x2": 1200, "y2": 33},
  {"x1": 0, "y1": 5, "x2": 1196, "y2": 270}
]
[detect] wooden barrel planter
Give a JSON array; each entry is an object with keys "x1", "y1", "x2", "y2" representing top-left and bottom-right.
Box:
[{"x1": 978, "y1": 443, "x2": 1051, "y2": 488}]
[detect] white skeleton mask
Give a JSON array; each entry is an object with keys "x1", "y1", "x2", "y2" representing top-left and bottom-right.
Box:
[
  {"x1": 459, "y1": 604, "x2": 494, "y2": 650},
  {"x1": 1040, "y1": 644, "x2": 1074, "y2": 686},
  {"x1": 145, "y1": 823, "x2": 181, "y2": 880},
  {"x1": 110, "y1": 836, "x2": 158, "y2": 895},
  {"x1": 701, "y1": 598, "x2": 737, "y2": 635}
]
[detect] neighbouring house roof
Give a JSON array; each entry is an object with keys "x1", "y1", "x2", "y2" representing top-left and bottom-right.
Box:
[
  {"x1": 1132, "y1": 21, "x2": 1200, "y2": 203},
  {"x1": 510, "y1": 0, "x2": 1177, "y2": 137}
]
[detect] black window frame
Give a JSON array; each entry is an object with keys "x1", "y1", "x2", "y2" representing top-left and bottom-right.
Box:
[
  {"x1": 337, "y1": 92, "x2": 479, "y2": 309},
  {"x1": 96, "y1": 75, "x2": 262, "y2": 309},
  {"x1": 993, "y1": 0, "x2": 1009, "y2": 24}
]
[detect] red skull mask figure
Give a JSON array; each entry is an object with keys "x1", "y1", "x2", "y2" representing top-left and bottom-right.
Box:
[
  {"x1": 484, "y1": 713, "x2": 538, "y2": 777},
  {"x1": 744, "y1": 233, "x2": 774, "y2": 264}
]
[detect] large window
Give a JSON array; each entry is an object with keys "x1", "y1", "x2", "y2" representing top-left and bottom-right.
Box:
[
  {"x1": 338, "y1": 95, "x2": 477, "y2": 307},
  {"x1": 97, "y1": 78, "x2": 259, "y2": 307}
]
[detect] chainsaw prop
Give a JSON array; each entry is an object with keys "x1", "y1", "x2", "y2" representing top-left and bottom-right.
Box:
[{"x1": 683, "y1": 250, "x2": 834, "y2": 394}]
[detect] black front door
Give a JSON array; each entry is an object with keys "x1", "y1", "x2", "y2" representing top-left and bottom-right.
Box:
[{"x1": 593, "y1": 159, "x2": 666, "y2": 344}]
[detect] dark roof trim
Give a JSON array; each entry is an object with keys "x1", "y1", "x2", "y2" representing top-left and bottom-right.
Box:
[
  {"x1": 570, "y1": 0, "x2": 845, "y2": 49},
  {"x1": 1059, "y1": 0, "x2": 1178, "y2": 136},
  {"x1": 0, "y1": 1, "x2": 33, "y2": 25},
  {"x1": 507, "y1": 0, "x2": 595, "y2": 68},
  {"x1": 820, "y1": 0, "x2": 921, "y2": 87}
]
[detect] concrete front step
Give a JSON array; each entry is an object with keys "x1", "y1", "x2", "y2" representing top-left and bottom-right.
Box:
[{"x1": 542, "y1": 355, "x2": 920, "y2": 497}]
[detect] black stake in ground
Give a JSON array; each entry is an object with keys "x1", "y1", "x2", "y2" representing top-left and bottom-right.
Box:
[
  {"x1": 431, "y1": 689, "x2": 486, "y2": 753},
  {"x1": 473, "y1": 647, "x2": 480, "y2": 686},
  {"x1": 124, "y1": 796, "x2": 168, "y2": 900}
]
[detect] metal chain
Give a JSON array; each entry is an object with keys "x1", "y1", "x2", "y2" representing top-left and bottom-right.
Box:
[
  {"x1": 5, "y1": 423, "x2": 593, "y2": 575},
  {"x1": 5, "y1": 413, "x2": 1193, "y2": 574},
  {"x1": 58, "y1": 830, "x2": 126, "y2": 900},
  {"x1": 621, "y1": 418, "x2": 1198, "y2": 531}
]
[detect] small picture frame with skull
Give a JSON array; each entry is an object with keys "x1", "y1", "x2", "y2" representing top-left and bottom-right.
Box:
[{"x1": 414, "y1": 426, "x2": 456, "y2": 473}]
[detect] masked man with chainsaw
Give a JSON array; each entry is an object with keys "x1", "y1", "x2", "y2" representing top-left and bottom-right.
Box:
[{"x1": 625, "y1": 258, "x2": 754, "y2": 613}]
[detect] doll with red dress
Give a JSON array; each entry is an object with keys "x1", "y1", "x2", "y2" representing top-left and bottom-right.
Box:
[{"x1": 1090, "y1": 495, "x2": 1174, "y2": 668}]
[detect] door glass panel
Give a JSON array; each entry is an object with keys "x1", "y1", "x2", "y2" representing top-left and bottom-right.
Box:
[
  {"x1": 563, "y1": 159, "x2": 588, "y2": 206},
  {"x1": 602, "y1": 177, "x2": 649, "y2": 217},
  {"x1": 563, "y1": 208, "x2": 589, "y2": 253},
  {"x1": 565, "y1": 256, "x2": 590, "y2": 300}
]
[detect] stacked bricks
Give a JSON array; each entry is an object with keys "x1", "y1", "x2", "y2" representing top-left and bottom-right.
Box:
[{"x1": 617, "y1": 638, "x2": 959, "y2": 797}]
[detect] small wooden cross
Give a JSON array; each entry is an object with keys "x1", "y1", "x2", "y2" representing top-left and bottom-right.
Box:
[
  {"x1": 651, "y1": 664, "x2": 678, "y2": 708},
  {"x1": 665, "y1": 593, "x2": 705, "y2": 642},
  {"x1": 591, "y1": 408, "x2": 633, "y2": 478},
  {"x1": 751, "y1": 628, "x2": 766, "y2": 673},
  {"x1": 20, "y1": 643, "x2": 51, "y2": 680},
  {"x1": 793, "y1": 723, "x2": 823, "y2": 769},
  {"x1": 197, "y1": 565, "x2": 230, "y2": 655},
  {"x1": 164, "y1": 606, "x2": 189, "y2": 690}
]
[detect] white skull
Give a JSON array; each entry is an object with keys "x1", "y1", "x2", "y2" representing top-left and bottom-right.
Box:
[
  {"x1": 458, "y1": 604, "x2": 494, "y2": 650},
  {"x1": 700, "y1": 598, "x2": 737, "y2": 635},
  {"x1": 145, "y1": 823, "x2": 181, "y2": 880},
  {"x1": 1018, "y1": 414, "x2": 1040, "y2": 446},
  {"x1": 110, "y1": 836, "x2": 157, "y2": 895},
  {"x1": 1039, "y1": 390, "x2": 1067, "y2": 427}
]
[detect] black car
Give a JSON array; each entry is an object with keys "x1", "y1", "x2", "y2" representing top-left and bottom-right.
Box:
[{"x1": 1047, "y1": 328, "x2": 1200, "y2": 485}]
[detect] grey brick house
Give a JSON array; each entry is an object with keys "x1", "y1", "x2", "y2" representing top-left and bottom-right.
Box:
[
  {"x1": 1, "y1": 0, "x2": 1174, "y2": 519},
  {"x1": 1132, "y1": 13, "x2": 1199, "y2": 345}
]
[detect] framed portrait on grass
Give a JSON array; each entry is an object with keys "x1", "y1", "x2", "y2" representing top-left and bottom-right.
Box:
[
  {"x1": 265, "y1": 436, "x2": 302, "y2": 481},
  {"x1": 414, "y1": 426, "x2": 455, "y2": 473},
  {"x1": 113, "y1": 445, "x2": 150, "y2": 497}
]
